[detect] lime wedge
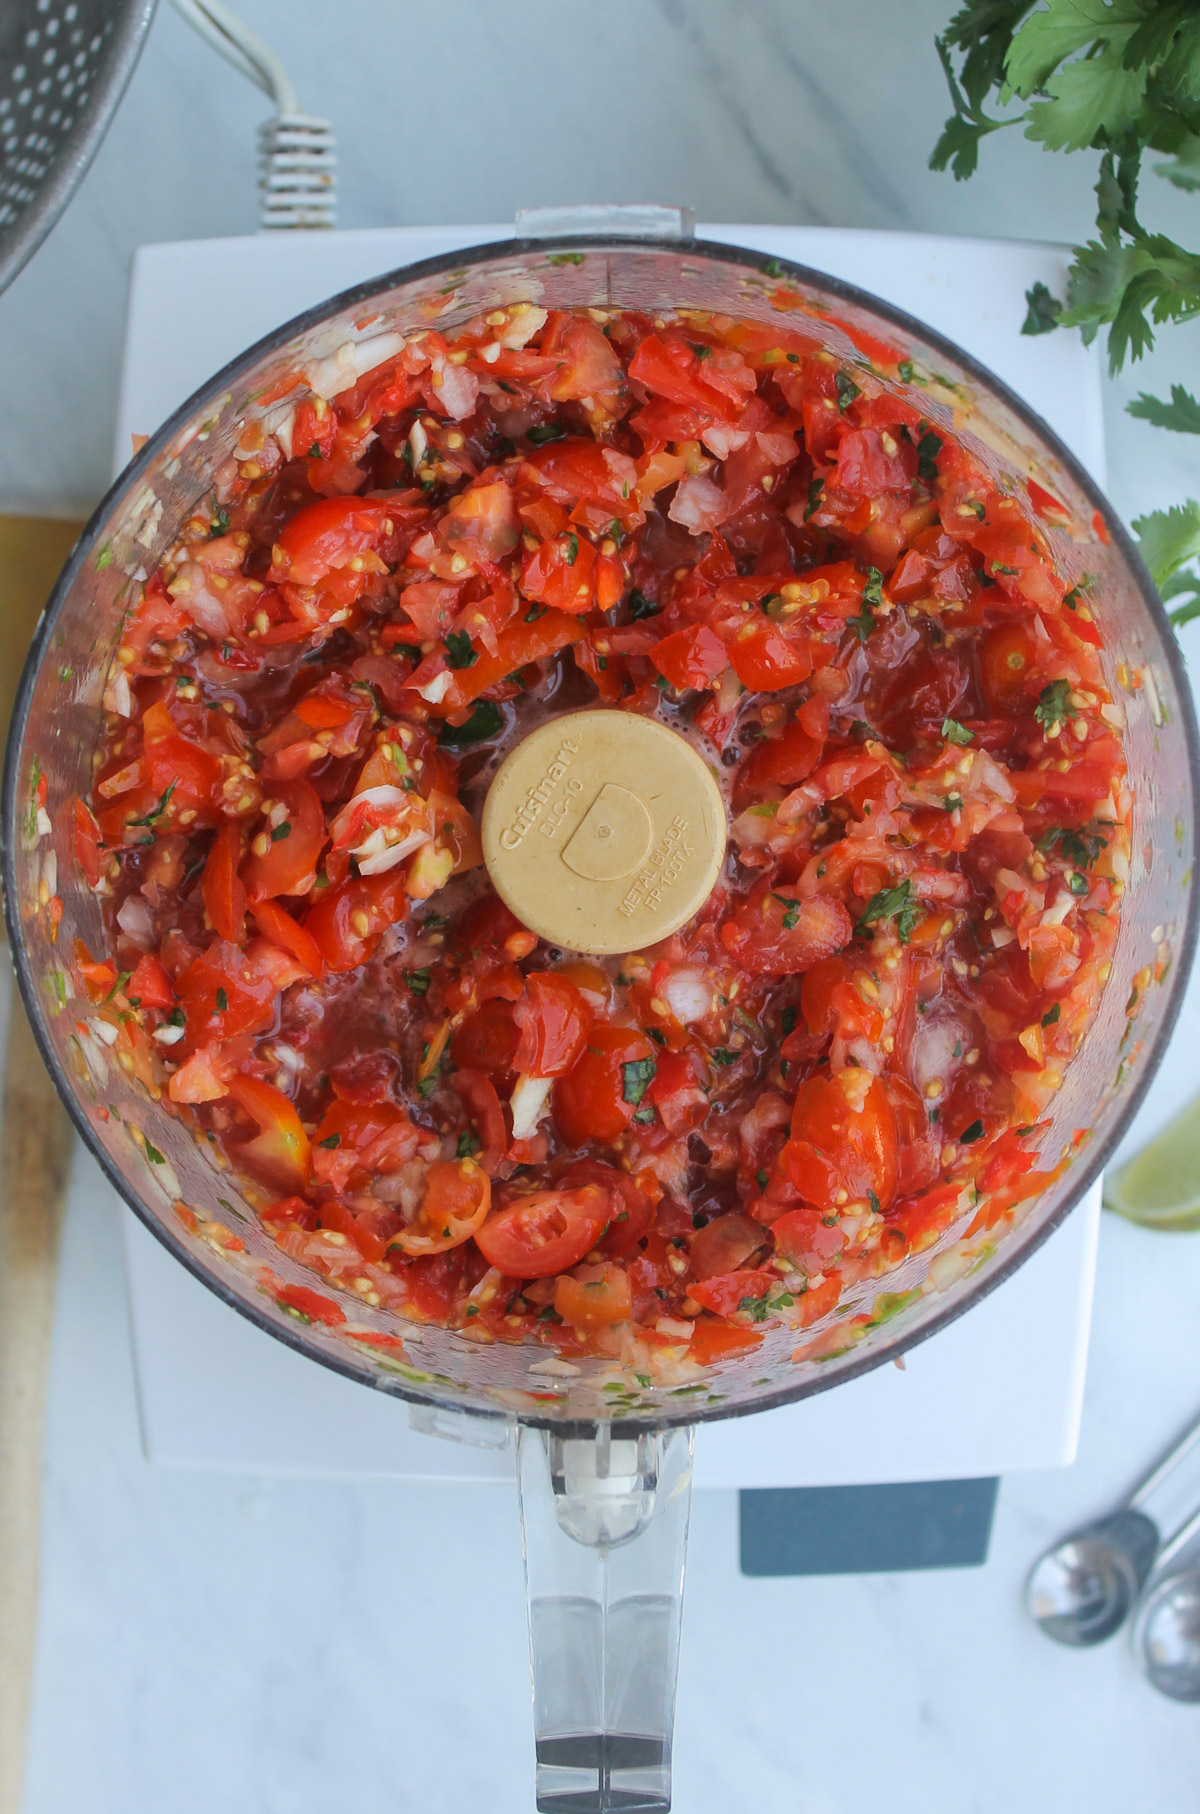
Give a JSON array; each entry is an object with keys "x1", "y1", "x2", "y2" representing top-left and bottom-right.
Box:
[{"x1": 1104, "y1": 1094, "x2": 1200, "y2": 1230}]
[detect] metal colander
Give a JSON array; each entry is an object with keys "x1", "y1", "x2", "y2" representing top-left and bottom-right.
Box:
[{"x1": 0, "y1": 0, "x2": 157, "y2": 296}]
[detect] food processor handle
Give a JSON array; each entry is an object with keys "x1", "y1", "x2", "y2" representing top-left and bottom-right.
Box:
[{"x1": 516, "y1": 1422, "x2": 695, "y2": 1814}]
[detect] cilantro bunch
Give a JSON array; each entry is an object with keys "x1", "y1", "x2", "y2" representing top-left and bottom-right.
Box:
[{"x1": 931, "y1": 0, "x2": 1200, "y2": 625}]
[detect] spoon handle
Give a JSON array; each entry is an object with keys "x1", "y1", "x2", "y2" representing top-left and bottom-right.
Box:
[
  {"x1": 1157, "y1": 1502, "x2": 1200, "y2": 1574},
  {"x1": 1129, "y1": 1408, "x2": 1200, "y2": 1509}
]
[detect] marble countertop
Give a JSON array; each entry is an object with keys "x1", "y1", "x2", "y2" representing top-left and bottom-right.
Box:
[{"x1": 5, "y1": 2, "x2": 1200, "y2": 1808}]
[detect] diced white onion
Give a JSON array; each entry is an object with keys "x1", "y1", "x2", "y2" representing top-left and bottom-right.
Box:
[
  {"x1": 416, "y1": 670, "x2": 454, "y2": 704},
  {"x1": 499, "y1": 306, "x2": 547, "y2": 350},
  {"x1": 153, "y1": 1024, "x2": 186, "y2": 1046},
  {"x1": 104, "y1": 669, "x2": 133, "y2": 718},
  {"x1": 663, "y1": 968, "x2": 712, "y2": 1024},
  {"x1": 509, "y1": 1073, "x2": 554, "y2": 1141},
  {"x1": 305, "y1": 331, "x2": 407, "y2": 401},
  {"x1": 655, "y1": 1316, "x2": 694, "y2": 1341},
  {"x1": 116, "y1": 892, "x2": 155, "y2": 949},
  {"x1": 93, "y1": 1019, "x2": 119, "y2": 1046}
]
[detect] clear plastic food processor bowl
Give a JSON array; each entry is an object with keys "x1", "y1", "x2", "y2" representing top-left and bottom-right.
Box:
[{"x1": 5, "y1": 206, "x2": 1197, "y2": 1812}]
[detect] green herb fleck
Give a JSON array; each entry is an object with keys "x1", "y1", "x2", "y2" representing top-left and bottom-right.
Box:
[
  {"x1": 1034, "y1": 679, "x2": 1076, "y2": 730},
  {"x1": 771, "y1": 892, "x2": 802, "y2": 931},
  {"x1": 215, "y1": 988, "x2": 228, "y2": 1013},
  {"x1": 804, "y1": 477, "x2": 824, "y2": 521},
  {"x1": 406, "y1": 968, "x2": 432, "y2": 996},
  {"x1": 628, "y1": 588, "x2": 659, "y2": 621},
  {"x1": 1042, "y1": 1003, "x2": 1061, "y2": 1028},
  {"x1": 942, "y1": 717, "x2": 974, "y2": 746},
  {"x1": 621, "y1": 1057, "x2": 657, "y2": 1107},
  {"x1": 439, "y1": 701, "x2": 504, "y2": 746},
  {"x1": 444, "y1": 631, "x2": 477, "y2": 670},
  {"x1": 456, "y1": 1130, "x2": 481, "y2": 1159},
  {"x1": 857, "y1": 877, "x2": 924, "y2": 944},
  {"x1": 270, "y1": 820, "x2": 291, "y2": 842},
  {"x1": 959, "y1": 1118, "x2": 984, "y2": 1145},
  {"x1": 318, "y1": 1132, "x2": 341, "y2": 1150},
  {"x1": 835, "y1": 371, "x2": 860, "y2": 412},
  {"x1": 917, "y1": 429, "x2": 943, "y2": 483},
  {"x1": 527, "y1": 423, "x2": 564, "y2": 445}
]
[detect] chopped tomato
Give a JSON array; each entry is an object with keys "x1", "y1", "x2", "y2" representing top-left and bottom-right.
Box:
[
  {"x1": 554, "y1": 1262, "x2": 632, "y2": 1330},
  {"x1": 513, "y1": 973, "x2": 592, "y2": 1077},
  {"x1": 84, "y1": 300, "x2": 1126, "y2": 1356},
  {"x1": 554, "y1": 1025, "x2": 659, "y2": 1147},
  {"x1": 241, "y1": 779, "x2": 327, "y2": 901},
  {"x1": 202, "y1": 821, "x2": 247, "y2": 944},
  {"x1": 227, "y1": 1074, "x2": 312, "y2": 1193},
  {"x1": 783, "y1": 1069, "x2": 899, "y2": 1214},
  {"x1": 475, "y1": 1185, "x2": 611, "y2": 1278}
]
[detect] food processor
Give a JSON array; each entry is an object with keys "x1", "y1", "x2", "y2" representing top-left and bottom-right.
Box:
[{"x1": 5, "y1": 205, "x2": 1196, "y2": 1812}]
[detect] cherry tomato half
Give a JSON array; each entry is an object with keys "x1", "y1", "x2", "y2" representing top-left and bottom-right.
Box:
[{"x1": 474, "y1": 1185, "x2": 611, "y2": 1278}]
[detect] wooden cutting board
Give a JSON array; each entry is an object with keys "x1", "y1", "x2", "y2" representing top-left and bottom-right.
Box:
[{"x1": 0, "y1": 513, "x2": 85, "y2": 1814}]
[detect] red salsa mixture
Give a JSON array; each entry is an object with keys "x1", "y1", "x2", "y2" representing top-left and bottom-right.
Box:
[{"x1": 74, "y1": 298, "x2": 1129, "y2": 1368}]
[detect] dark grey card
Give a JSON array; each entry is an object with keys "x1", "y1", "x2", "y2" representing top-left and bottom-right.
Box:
[{"x1": 739, "y1": 1477, "x2": 999, "y2": 1576}]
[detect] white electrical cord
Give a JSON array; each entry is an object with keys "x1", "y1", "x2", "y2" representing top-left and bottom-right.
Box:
[{"x1": 168, "y1": 0, "x2": 337, "y2": 230}]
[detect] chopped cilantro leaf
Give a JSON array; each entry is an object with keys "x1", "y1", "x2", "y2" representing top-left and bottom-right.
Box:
[
  {"x1": 439, "y1": 701, "x2": 504, "y2": 746},
  {"x1": 916, "y1": 429, "x2": 943, "y2": 482},
  {"x1": 456, "y1": 1131, "x2": 481, "y2": 1159},
  {"x1": 524, "y1": 603, "x2": 547, "y2": 623},
  {"x1": 804, "y1": 477, "x2": 824, "y2": 520},
  {"x1": 628, "y1": 588, "x2": 659, "y2": 621},
  {"x1": 444, "y1": 631, "x2": 477, "y2": 670},
  {"x1": 942, "y1": 717, "x2": 973, "y2": 745},
  {"x1": 318, "y1": 1132, "x2": 341, "y2": 1149},
  {"x1": 215, "y1": 988, "x2": 228, "y2": 1013},
  {"x1": 856, "y1": 877, "x2": 924, "y2": 944},
  {"x1": 1042, "y1": 1003, "x2": 1061, "y2": 1028},
  {"x1": 711, "y1": 1047, "x2": 738, "y2": 1066},
  {"x1": 780, "y1": 1005, "x2": 797, "y2": 1037},
  {"x1": 771, "y1": 892, "x2": 801, "y2": 931},
  {"x1": 406, "y1": 968, "x2": 431, "y2": 995},
  {"x1": 959, "y1": 1118, "x2": 984, "y2": 1145},
  {"x1": 835, "y1": 370, "x2": 860, "y2": 412},
  {"x1": 621, "y1": 1057, "x2": 657, "y2": 1107},
  {"x1": 270, "y1": 820, "x2": 291, "y2": 841},
  {"x1": 1034, "y1": 679, "x2": 1076, "y2": 730},
  {"x1": 527, "y1": 423, "x2": 564, "y2": 444}
]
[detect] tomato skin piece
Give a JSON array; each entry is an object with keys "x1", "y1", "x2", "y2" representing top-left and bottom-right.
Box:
[
  {"x1": 275, "y1": 1282, "x2": 346, "y2": 1327},
  {"x1": 726, "y1": 622, "x2": 813, "y2": 692},
  {"x1": 687, "y1": 1320, "x2": 764, "y2": 1363},
  {"x1": 251, "y1": 897, "x2": 324, "y2": 979},
  {"x1": 513, "y1": 973, "x2": 592, "y2": 1078},
  {"x1": 128, "y1": 952, "x2": 174, "y2": 1010},
  {"x1": 141, "y1": 701, "x2": 223, "y2": 809},
  {"x1": 783, "y1": 1068, "x2": 899, "y2": 1214},
  {"x1": 451, "y1": 997, "x2": 521, "y2": 1084},
  {"x1": 311, "y1": 1097, "x2": 421, "y2": 1191},
  {"x1": 175, "y1": 941, "x2": 279, "y2": 1051},
  {"x1": 553, "y1": 1025, "x2": 658, "y2": 1147},
  {"x1": 721, "y1": 885, "x2": 852, "y2": 976},
  {"x1": 690, "y1": 1212, "x2": 768, "y2": 1280},
  {"x1": 474, "y1": 1185, "x2": 612, "y2": 1278},
  {"x1": 72, "y1": 795, "x2": 103, "y2": 888},
  {"x1": 771, "y1": 1206, "x2": 845, "y2": 1274},
  {"x1": 227, "y1": 1074, "x2": 312, "y2": 1193},
  {"x1": 979, "y1": 619, "x2": 1038, "y2": 713},
  {"x1": 391, "y1": 1158, "x2": 491, "y2": 1257},
  {"x1": 649, "y1": 623, "x2": 727, "y2": 691},
  {"x1": 554, "y1": 1261, "x2": 632, "y2": 1330},
  {"x1": 202, "y1": 821, "x2": 247, "y2": 944},
  {"x1": 241, "y1": 779, "x2": 327, "y2": 902},
  {"x1": 426, "y1": 610, "x2": 585, "y2": 714},
  {"x1": 274, "y1": 496, "x2": 390, "y2": 587},
  {"x1": 739, "y1": 721, "x2": 822, "y2": 791},
  {"x1": 304, "y1": 869, "x2": 407, "y2": 973},
  {"x1": 688, "y1": 1268, "x2": 778, "y2": 1320}
]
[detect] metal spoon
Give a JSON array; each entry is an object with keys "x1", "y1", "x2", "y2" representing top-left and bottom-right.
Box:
[
  {"x1": 1132, "y1": 1515, "x2": 1200, "y2": 1701},
  {"x1": 1026, "y1": 1408, "x2": 1200, "y2": 1647}
]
